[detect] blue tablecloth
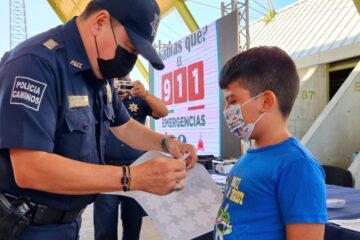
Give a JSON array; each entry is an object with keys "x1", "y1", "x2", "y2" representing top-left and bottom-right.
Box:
[
  {"x1": 327, "y1": 185, "x2": 360, "y2": 220},
  {"x1": 325, "y1": 185, "x2": 360, "y2": 240}
]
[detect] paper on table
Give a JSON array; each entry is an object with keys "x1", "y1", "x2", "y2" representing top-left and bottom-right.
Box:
[
  {"x1": 329, "y1": 219, "x2": 360, "y2": 232},
  {"x1": 103, "y1": 151, "x2": 223, "y2": 240},
  {"x1": 210, "y1": 174, "x2": 227, "y2": 185}
]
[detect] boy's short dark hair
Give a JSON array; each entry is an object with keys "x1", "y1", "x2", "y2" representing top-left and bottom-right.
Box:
[{"x1": 219, "y1": 46, "x2": 299, "y2": 118}]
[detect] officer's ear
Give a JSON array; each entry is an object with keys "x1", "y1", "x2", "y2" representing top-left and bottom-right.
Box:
[{"x1": 91, "y1": 10, "x2": 111, "y2": 36}]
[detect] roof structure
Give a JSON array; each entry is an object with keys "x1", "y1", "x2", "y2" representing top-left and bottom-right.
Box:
[
  {"x1": 249, "y1": 0, "x2": 360, "y2": 67},
  {"x1": 47, "y1": 0, "x2": 175, "y2": 22}
]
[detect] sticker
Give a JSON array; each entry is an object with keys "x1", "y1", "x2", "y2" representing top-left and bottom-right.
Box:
[
  {"x1": 68, "y1": 96, "x2": 89, "y2": 108},
  {"x1": 10, "y1": 76, "x2": 47, "y2": 111}
]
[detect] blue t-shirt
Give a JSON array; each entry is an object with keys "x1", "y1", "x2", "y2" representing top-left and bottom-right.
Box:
[{"x1": 215, "y1": 137, "x2": 327, "y2": 240}]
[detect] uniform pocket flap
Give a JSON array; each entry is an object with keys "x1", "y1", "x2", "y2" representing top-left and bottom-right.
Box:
[{"x1": 65, "y1": 108, "x2": 95, "y2": 133}]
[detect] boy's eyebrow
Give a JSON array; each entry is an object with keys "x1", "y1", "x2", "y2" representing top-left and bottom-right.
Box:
[{"x1": 223, "y1": 90, "x2": 232, "y2": 99}]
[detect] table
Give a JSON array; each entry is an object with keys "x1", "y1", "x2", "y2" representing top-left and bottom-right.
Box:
[
  {"x1": 326, "y1": 185, "x2": 360, "y2": 240},
  {"x1": 327, "y1": 185, "x2": 360, "y2": 220}
]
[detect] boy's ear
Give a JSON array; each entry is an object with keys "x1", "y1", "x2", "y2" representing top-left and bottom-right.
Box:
[{"x1": 261, "y1": 90, "x2": 277, "y2": 113}]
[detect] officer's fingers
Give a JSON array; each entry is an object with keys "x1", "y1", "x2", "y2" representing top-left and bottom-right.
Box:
[
  {"x1": 172, "y1": 169, "x2": 187, "y2": 182},
  {"x1": 131, "y1": 87, "x2": 142, "y2": 94},
  {"x1": 171, "y1": 148, "x2": 183, "y2": 159},
  {"x1": 131, "y1": 88, "x2": 141, "y2": 96},
  {"x1": 133, "y1": 80, "x2": 144, "y2": 86},
  {"x1": 119, "y1": 93, "x2": 128, "y2": 99},
  {"x1": 177, "y1": 180, "x2": 186, "y2": 189},
  {"x1": 170, "y1": 158, "x2": 186, "y2": 172},
  {"x1": 186, "y1": 156, "x2": 197, "y2": 170},
  {"x1": 186, "y1": 151, "x2": 198, "y2": 170},
  {"x1": 181, "y1": 144, "x2": 197, "y2": 169}
]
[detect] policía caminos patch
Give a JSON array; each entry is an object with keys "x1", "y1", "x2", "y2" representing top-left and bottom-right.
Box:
[{"x1": 10, "y1": 76, "x2": 47, "y2": 111}]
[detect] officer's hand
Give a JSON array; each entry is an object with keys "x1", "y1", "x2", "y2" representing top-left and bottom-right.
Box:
[
  {"x1": 119, "y1": 92, "x2": 128, "y2": 100},
  {"x1": 167, "y1": 139, "x2": 198, "y2": 170},
  {"x1": 130, "y1": 156, "x2": 187, "y2": 195},
  {"x1": 131, "y1": 81, "x2": 148, "y2": 99}
]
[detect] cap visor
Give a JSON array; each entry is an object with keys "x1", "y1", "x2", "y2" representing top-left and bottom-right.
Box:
[{"x1": 125, "y1": 28, "x2": 165, "y2": 70}]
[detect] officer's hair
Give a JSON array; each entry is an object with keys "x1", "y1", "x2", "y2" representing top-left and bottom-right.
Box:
[
  {"x1": 219, "y1": 46, "x2": 299, "y2": 119},
  {"x1": 80, "y1": 1, "x2": 119, "y2": 25}
]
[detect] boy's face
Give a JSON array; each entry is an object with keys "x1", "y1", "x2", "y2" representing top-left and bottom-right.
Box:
[{"x1": 224, "y1": 81, "x2": 264, "y2": 135}]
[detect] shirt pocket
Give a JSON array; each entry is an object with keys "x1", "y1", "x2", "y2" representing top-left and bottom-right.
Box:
[
  {"x1": 65, "y1": 108, "x2": 95, "y2": 133},
  {"x1": 57, "y1": 107, "x2": 97, "y2": 162}
]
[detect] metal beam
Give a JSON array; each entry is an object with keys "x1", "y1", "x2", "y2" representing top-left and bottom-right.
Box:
[
  {"x1": 47, "y1": 0, "x2": 195, "y2": 81},
  {"x1": 172, "y1": 0, "x2": 199, "y2": 32},
  {"x1": 354, "y1": 0, "x2": 360, "y2": 15},
  {"x1": 47, "y1": 0, "x2": 67, "y2": 23},
  {"x1": 68, "y1": 0, "x2": 81, "y2": 20}
]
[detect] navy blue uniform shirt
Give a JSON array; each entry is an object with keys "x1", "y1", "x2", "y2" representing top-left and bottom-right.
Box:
[
  {"x1": 105, "y1": 94, "x2": 153, "y2": 165},
  {"x1": 0, "y1": 18, "x2": 130, "y2": 211}
]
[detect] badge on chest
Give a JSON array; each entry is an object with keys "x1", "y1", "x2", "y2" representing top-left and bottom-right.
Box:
[
  {"x1": 128, "y1": 103, "x2": 139, "y2": 113},
  {"x1": 68, "y1": 96, "x2": 89, "y2": 108}
]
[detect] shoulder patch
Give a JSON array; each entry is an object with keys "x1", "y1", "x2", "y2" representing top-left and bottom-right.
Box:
[
  {"x1": 43, "y1": 38, "x2": 58, "y2": 50},
  {"x1": 10, "y1": 76, "x2": 47, "y2": 111}
]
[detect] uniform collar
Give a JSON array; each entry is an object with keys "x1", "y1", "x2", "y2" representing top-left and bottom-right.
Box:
[{"x1": 61, "y1": 18, "x2": 92, "y2": 75}]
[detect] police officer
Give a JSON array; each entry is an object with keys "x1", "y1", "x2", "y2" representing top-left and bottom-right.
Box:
[
  {"x1": 94, "y1": 76, "x2": 168, "y2": 240},
  {"x1": 0, "y1": 0, "x2": 197, "y2": 239}
]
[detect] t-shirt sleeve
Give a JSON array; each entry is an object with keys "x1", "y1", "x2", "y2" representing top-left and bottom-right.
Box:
[
  {"x1": 276, "y1": 157, "x2": 327, "y2": 224},
  {"x1": 142, "y1": 100, "x2": 154, "y2": 118},
  {"x1": 111, "y1": 87, "x2": 131, "y2": 127},
  {"x1": 0, "y1": 55, "x2": 58, "y2": 152}
]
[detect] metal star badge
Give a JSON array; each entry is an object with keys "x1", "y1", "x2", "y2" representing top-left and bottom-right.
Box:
[
  {"x1": 151, "y1": 14, "x2": 160, "y2": 37},
  {"x1": 128, "y1": 103, "x2": 139, "y2": 113}
]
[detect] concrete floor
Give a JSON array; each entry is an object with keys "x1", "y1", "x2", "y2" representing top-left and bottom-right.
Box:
[{"x1": 79, "y1": 204, "x2": 162, "y2": 240}]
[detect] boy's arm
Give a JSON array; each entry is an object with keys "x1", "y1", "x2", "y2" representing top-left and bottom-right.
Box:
[{"x1": 286, "y1": 224, "x2": 325, "y2": 240}]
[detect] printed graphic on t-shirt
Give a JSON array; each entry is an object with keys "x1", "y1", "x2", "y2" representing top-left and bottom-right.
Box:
[
  {"x1": 215, "y1": 175, "x2": 245, "y2": 239},
  {"x1": 215, "y1": 203, "x2": 233, "y2": 240}
]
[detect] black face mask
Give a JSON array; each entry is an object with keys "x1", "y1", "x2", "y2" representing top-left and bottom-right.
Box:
[{"x1": 95, "y1": 22, "x2": 137, "y2": 79}]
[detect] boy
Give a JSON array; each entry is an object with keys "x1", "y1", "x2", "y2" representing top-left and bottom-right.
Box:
[{"x1": 215, "y1": 46, "x2": 327, "y2": 240}]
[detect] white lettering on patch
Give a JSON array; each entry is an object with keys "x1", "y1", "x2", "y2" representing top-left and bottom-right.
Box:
[{"x1": 10, "y1": 76, "x2": 47, "y2": 111}]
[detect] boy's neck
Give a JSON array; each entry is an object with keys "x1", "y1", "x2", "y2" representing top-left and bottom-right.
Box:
[{"x1": 253, "y1": 127, "x2": 292, "y2": 149}]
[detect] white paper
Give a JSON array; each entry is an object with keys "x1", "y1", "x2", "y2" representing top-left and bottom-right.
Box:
[
  {"x1": 210, "y1": 174, "x2": 227, "y2": 185},
  {"x1": 329, "y1": 219, "x2": 360, "y2": 232},
  {"x1": 103, "y1": 151, "x2": 223, "y2": 240}
]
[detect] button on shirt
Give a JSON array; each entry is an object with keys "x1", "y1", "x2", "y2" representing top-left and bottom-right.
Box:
[
  {"x1": 0, "y1": 18, "x2": 130, "y2": 211},
  {"x1": 105, "y1": 94, "x2": 153, "y2": 165}
]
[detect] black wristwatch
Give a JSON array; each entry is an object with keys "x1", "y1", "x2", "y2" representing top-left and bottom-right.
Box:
[{"x1": 161, "y1": 135, "x2": 176, "y2": 153}]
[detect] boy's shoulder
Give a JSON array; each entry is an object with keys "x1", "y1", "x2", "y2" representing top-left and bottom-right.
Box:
[
  {"x1": 276, "y1": 138, "x2": 324, "y2": 179},
  {"x1": 246, "y1": 137, "x2": 322, "y2": 170}
]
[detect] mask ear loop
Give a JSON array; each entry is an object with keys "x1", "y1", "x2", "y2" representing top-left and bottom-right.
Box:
[
  {"x1": 109, "y1": 20, "x2": 119, "y2": 47},
  {"x1": 241, "y1": 92, "x2": 264, "y2": 107},
  {"x1": 94, "y1": 37, "x2": 100, "y2": 57},
  {"x1": 254, "y1": 112, "x2": 266, "y2": 124}
]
